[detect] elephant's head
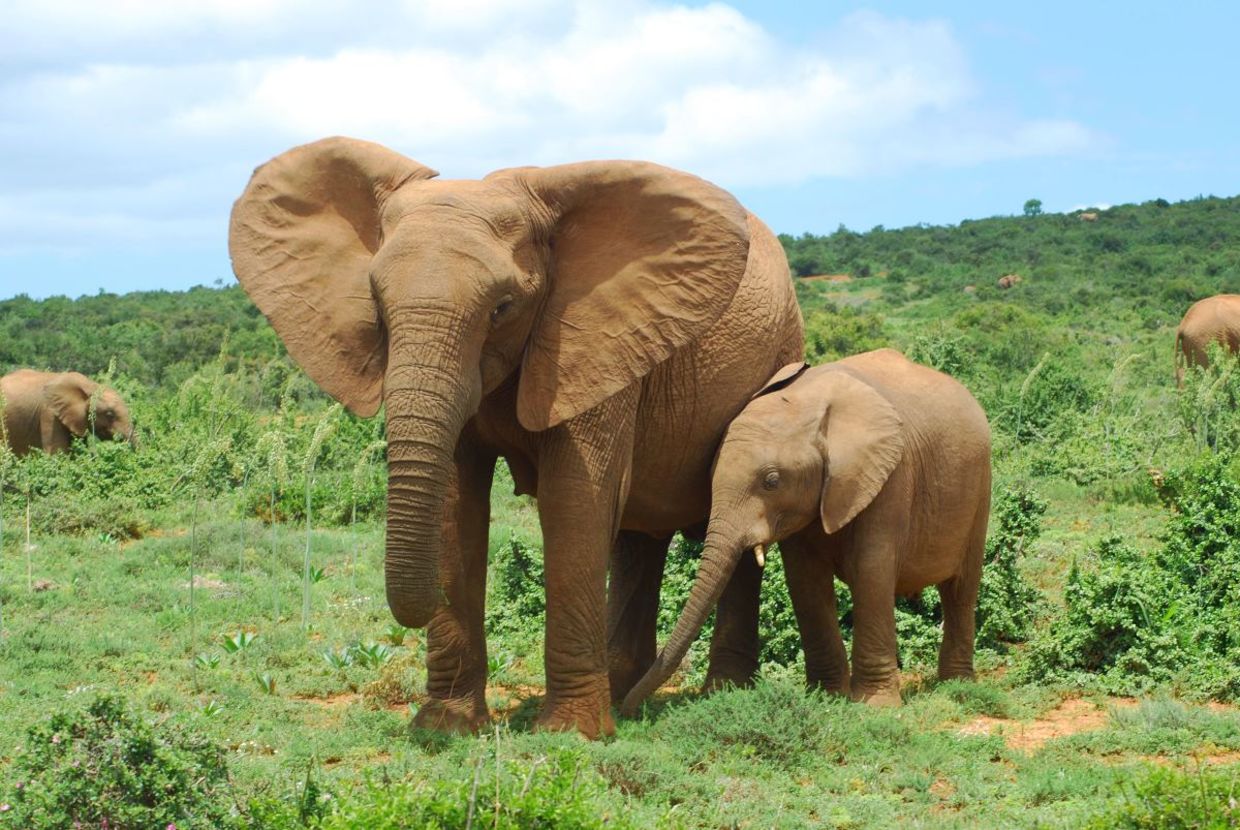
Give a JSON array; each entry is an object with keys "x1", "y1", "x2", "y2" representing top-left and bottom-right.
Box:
[
  {"x1": 230, "y1": 137, "x2": 753, "y2": 628},
  {"x1": 620, "y1": 363, "x2": 905, "y2": 714},
  {"x1": 44, "y1": 373, "x2": 135, "y2": 447}
]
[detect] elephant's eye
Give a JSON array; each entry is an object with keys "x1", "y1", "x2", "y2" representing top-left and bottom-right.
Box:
[
  {"x1": 490, "y1": 296, "x2": 515, "y2": 324},
  {"x1": 762, "y1": 470, "x2": 780, "y2": 491}
]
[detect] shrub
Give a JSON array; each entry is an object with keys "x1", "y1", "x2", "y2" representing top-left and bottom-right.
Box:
[
  {"x1": 977, "y1": 485, "x2": 1047, "y2": 648},
  {"x1": 1085, "y1": 767, "x2": 1240, "y2": 829},
  {"x1": 488, "y1": 534, "x2": 545, "y2": 636},
  {"x1": 0, "y1": 695, "x2": 236, "y2": 830},
  {"x1": 1021, "y1": 455, "x2": 1240, "y2": 697}
]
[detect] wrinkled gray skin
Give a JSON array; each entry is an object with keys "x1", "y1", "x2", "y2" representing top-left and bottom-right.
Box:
[
  {"x1": 623, "y1": 350, "x2": 992, "y2": 714},
  {"x1": 1, "y1": 369, "x2": 135, "y2": 455}
]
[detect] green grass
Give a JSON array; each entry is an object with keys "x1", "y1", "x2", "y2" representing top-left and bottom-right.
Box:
[{"x1": 1, "y1": 483, "x2": 1236, "y2": 828}]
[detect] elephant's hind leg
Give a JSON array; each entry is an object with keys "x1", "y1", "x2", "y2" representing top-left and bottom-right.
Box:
[
  {"x1": 414, "y1": 434, "x2": 496, "y2": 734},
  {"x1": 936, "y1": 507, "x2": 987, "y2": 682},
  {"x1": 607, "y1": 531, "x2": 671, "y2": 702}
]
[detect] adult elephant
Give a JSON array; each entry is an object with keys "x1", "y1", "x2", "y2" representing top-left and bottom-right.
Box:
[
  {"x1": 229, "y1": 137, "x2": 804, "y2": 737},
  {"x1": 1176, "y1": 295, "x2": 1240, "y2": 383},
  {"x1": 1, "y1": 370, "x2": 134, "y2": 456}
]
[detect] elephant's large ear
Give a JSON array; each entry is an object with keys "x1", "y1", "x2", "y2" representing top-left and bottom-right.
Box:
[
  {"x1": 496, "y1": 162, "x2": 751, "y2": 431},
  {"x1": 229, "y1": 137, "x2": 438, "y2": 416},
  {"x1": 815, "y1": 371, "x2": 905, "y2": 534},
  {"x1": 44, "y1": 373, "x2": 95, "y2": 438}
]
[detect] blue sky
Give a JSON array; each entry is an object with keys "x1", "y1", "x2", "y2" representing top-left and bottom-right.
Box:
[{"x1": 1, "y1": 0, "x2": 1237, "y2": 301}]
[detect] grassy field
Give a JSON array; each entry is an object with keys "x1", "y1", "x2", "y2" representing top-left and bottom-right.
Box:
[
  {"x1": 8, "y1": 484, "x2": 1240, "y2": 828},
  {"x1": 5, "y1": 195, "x2": 1240, "y2": 826}
]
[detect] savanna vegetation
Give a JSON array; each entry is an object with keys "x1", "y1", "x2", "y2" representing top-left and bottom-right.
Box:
[{"x1": 3, "y1": 193, "x2": 1240, "y2": 827}]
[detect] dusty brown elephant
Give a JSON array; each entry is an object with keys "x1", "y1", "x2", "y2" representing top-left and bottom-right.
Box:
[
  {"x1": 1, "y1": 370, "x2": 134, "y2": 456},
  {"x1": 229, "y1": 137, "x2": 804, "y2": 737},
  {"x1": 1175, "y1": 295, "x2": 1240, "y2": 383},
  {"x1": 622, "y1": 349, "x2": 991, "y2": 715}
]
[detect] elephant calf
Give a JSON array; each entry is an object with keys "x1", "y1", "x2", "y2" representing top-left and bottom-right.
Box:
[
  {"x1": 623, "y1": 349, "x2": 992, "y2": 713},
  {"x1": 1, "y1": 369, "x2": 134, "y2": 456}
]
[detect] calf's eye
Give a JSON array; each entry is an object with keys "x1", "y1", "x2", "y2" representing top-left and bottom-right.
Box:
[
  {"x1": 762, "y1": 471, "x2": 780, "y2": 491},
  {"x1": 491, "y1": 295, "x2": 515, "y2": 324}
]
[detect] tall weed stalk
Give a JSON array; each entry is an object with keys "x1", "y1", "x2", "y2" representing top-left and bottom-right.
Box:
[{"x1": 301, "y1": 404, "x2": 342, "y2": 629}]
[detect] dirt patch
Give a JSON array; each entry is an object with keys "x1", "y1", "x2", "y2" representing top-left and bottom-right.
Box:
[
  {"x1": 296, "y1": 692, "x2": 360, "y2": 708},
  {"x1": 957, "y1": 697, "x2": 1138, "y2": 752},
  {"x1": 801, "y1": 273, "x2": 853, "y2": 283}
]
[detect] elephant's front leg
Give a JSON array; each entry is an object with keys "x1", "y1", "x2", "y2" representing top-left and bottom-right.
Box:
[
  {"x1": 536, "y1": 391, "x2": 638, "y2": 738},
  {"x1": 607, "y1": 530, "x2": 671, "y2": 702},
  {"x1": 414, "y1": 432, "x2": 496, "y2": 733},
  {"x1": 846, "y1": 527, "x2": 903, "y2": 706},
  {"x1": 781, "y1": 532, "x2": 850, "y2": 694}
]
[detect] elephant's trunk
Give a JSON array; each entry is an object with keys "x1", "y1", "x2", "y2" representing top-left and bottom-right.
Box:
[
  {"x1": 620, "y1": 517, "x2": 748, "y2": 716},
  {"x1": 381, "y1": 320, "x2": 481, "y2": 629}
]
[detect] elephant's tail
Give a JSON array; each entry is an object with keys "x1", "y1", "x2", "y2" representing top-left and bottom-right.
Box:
[{"x1": 1175, "y1": 329, "x2": 1186, "y2": 386}]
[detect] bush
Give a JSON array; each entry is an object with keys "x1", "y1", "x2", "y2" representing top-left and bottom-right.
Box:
[
  {"x1": 488, "y1": 534, "x2": 546, "y2": 636},
  {"x1": 1085, "y1": 767, "x2": 1240, "y2": 829},
  {"x1": 1021, "y1": 454, "x2": 1240, "y2": 697},
  {"x1": 977, "y1": 485, "x2": 1047, "y2": 648},
  {"x1": 0, "y1": 695, "x2": 236, "y2": 830}
]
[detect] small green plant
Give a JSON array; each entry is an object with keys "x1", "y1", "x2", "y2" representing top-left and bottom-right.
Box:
[
  {"x1": 0, "y1": 695, "x2": 235, "y2": 829},
  {"x1": 488, "y1": 652, "x2": 512, "y2": 679},
  {"x1": 195, "y1": 653, "x2": 221, "y2": 670},
  {"x1": 308, "y1": 565, "x2": 327, "y2": 584},
  {"x1": 253, "y1": 671, "x2": 277, "y2": 695},
  {"x1": 383, "y1": 623, "x2": 410, "y2": 647},
  {"x1": 198, "y1": 699, "x2": 225, "y2": 718},
  {"x1": 220, "y1": 630, "x2": 257, "y2": 654},
  {"x1": 351, "y1": 641, "x2": 393, "y2": 669},
  {"x1": 322, "y1": 647, "x2": 354, "y2": 670}
]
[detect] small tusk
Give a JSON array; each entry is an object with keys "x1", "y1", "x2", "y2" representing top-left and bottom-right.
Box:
[{"x1": 753, "y1": 544, "x2": 766, "y2": 568}]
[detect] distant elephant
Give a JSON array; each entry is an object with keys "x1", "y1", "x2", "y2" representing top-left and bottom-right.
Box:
[
  {"x1": 1175, "y1": 295, "x2": 1240, "y2": 383},
  {"x1": 622, "y1": 349, "x2": 991, "y2": 714},
  {"x1": 997, "y1": 274, "x2": 1022, "y2": 289},
  {"x1": 229, "y1": 137, "x2": 804, "y2": 737},
  {"x1": 0, "y1": 370, "x2": 135, "y2": 456}
]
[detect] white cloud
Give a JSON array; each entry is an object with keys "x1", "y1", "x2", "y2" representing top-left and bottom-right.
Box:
[{"x1": 0, "y1": 1, "x2": 1096, "y2": 255}]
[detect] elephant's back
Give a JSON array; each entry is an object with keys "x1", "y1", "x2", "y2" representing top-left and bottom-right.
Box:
[
  {"x1": 829, "y1": 349, "x2": 990, "y2": 467},
  {"x1": 1178, "y1": 295, "x2": 1240, "y2": 348}
]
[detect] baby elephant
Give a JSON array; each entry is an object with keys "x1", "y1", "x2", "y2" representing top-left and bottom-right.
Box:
[
  {"x1": 622, "y1": 349, "x2": 991, "y2": 713},
  {"x1": 1, "y1": 369, "x2": 135, "y2": 456}
]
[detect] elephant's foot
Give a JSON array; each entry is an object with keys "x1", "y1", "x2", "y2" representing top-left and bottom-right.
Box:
[
  {"x1": 806, "y1": 672, "x2": 850, "y2": 697},
  {"x1": 937, "y1": 666, "x2": 976, "y2": 683},
  {"x1": 412, "y1": 694, "x2": 490, "y2": 734},
  {"x1": 702, "y1": 661, "x2": 758, "y2": 694},
  {"x1": 536, "y1": 691, "x2": 615, "y2": 740},
  {"x1": 850, "y1": 685, "x2": 902, "y2": 707}
]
